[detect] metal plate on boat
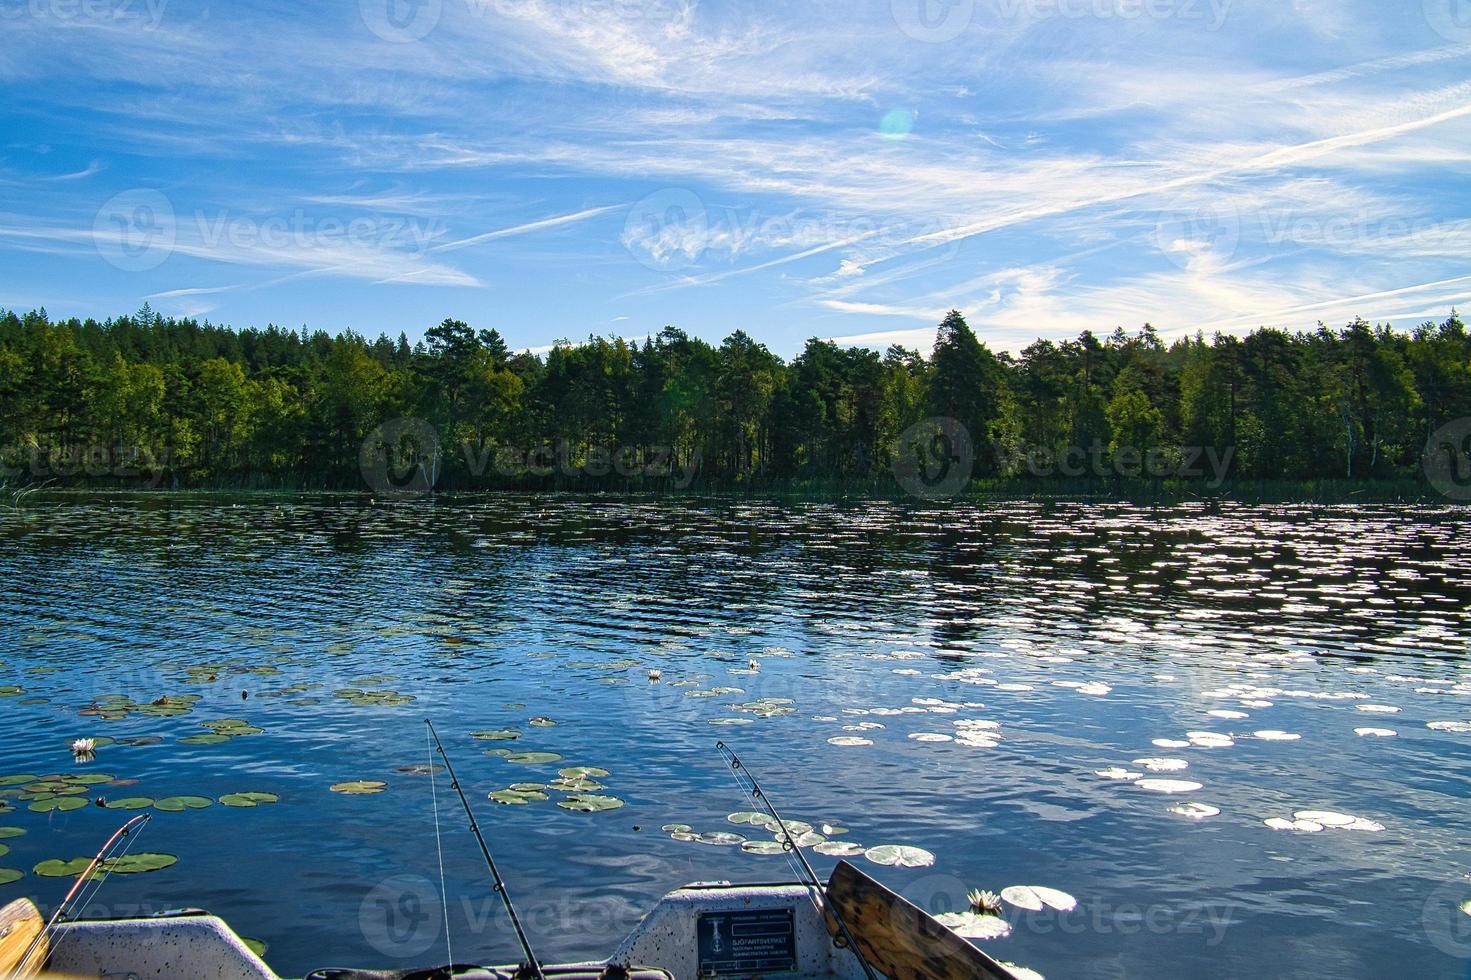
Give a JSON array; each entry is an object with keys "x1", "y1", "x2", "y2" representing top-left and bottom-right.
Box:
[{"x1": 696, "y1": 907, "x2": 797, "y2": 976}]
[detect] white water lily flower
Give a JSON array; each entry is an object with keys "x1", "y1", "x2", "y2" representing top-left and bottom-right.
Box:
[
  {"x1": 71, "y1": 738, "x2": 96, "y2": 755},
  {"x1": 647, "y1": 669, "x2": 661, "y2": 681}
]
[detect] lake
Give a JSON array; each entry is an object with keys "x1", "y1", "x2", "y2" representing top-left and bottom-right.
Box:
[{"x1": 1, "y1": 495, "x2": 1469, "y2": 979}]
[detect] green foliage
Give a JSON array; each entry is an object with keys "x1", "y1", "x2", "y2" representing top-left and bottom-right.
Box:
[{"x1": 0, "y1": 306, "x2": 1466, "y2": 491}]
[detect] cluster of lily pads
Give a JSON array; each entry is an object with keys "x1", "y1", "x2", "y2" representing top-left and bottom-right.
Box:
[
  {"x1": 180, "y1": 717, "x2": 265, "y2": 746},
  {"x1": 333, "y1": 675, "x2": 416, "y2": 708},
  {"x1": 1262, "y1": 809, "x2": 1385, "y2": 833},
  {"x1": 658, "y1": 811, "x2": 935, "y2": 868},
  {"x1": 81, "y1": 693, "x2": 202, "y2": 722},
  {"x1": 488, "y1": 766, "x2": 623, "y2": 812},
  {"x1": 2, "y1": 771, "x2": 113, "y2": 813}
]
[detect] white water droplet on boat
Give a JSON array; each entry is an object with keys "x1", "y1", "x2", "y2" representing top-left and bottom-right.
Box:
[
  {"x1": 827, "y1": 736, "x2": 872, "y2": 747},
  {"x1": 1134, "y1": 778, "x2": 1202, "y2": 794},
  {"x1": 1170, "y1": 802, "x2": 1220, "y2": 819},
  {"x1": 1253, "y1": 731, "x2": 1301, "y2": 741},
  {"x1": 864, "y1": 844, "x2": 935, "y2": 868}
]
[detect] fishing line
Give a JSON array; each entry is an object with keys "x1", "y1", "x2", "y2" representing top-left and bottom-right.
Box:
[
  {"x1": 715, "y1": 742, "x2": 879, "y2": 980},
  {"x1": 14, "y1": 814, "x2": 150, "y2": 977},
  {"x1": 427, "y1": 725, "x2": 457, "y2": 970}
]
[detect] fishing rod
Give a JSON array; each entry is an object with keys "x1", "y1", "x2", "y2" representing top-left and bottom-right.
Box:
[
  {"x1": 11, "y1": 813, "x2": 151, "y2": 978},
  {"x1": 425, "y1": 720, "x2": 546, "y2": 980},
  {"x1": 714, "y1": 742, "x2": 880, "y2": 980}
]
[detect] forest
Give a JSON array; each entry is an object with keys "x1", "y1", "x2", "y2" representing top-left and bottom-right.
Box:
[{"x1": 1, "y1": 305, "x2": 1469, "y2": 495}]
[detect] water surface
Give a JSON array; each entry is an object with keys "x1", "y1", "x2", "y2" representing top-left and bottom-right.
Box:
[{"x1": 1, "y1": 495, "x2": 1468, "y2": 978}]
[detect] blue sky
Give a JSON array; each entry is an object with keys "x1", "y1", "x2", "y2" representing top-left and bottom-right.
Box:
[{"x1": 3, "y1": 0, "x2": 1470, "y2": 357}]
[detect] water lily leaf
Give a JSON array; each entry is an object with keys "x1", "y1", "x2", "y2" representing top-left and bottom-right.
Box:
[
  {"x1": 101, "y1": 852, "x2": 177, "y2": 875},
  {"x1": 1170, "y1": 802, "x2": 1220, "y2": 819},
  {"x1": 0, "y1": 775, "x2": 39, "y2": 787},
  {"x1": 528, "y1": 717, "x2": 556, "y2": 728},
  {"x1": 219, "y1": 792, "x2": 279, "y2": 807},
  {"x1": 29, "y1": 797, "x2": 85, "y2": 813},
  {"x1": 814, "y1": 841, "x2": 866, "y2": 857},
  {"x1": 489, "y1": 790, "x2": 533, "y2": 805},
  {"x1": 179, "y1": 734, "x2": 231, "y2": 746},
  {"x1": 66, "y1": 774, "x2": 114, "y2": 786},
  {"x1": 548, "y1": 777, "x2": 602, "y2": 792},
  {"x1": 740, "y1": 840, "x2": 787, "y2": 855},
  {"x1": 864, "y1": 845, "x2": 935, "y2": 868},
  {"x1": 726, "y1": 811, "x2": 770, "y2": 826},
  {"x1": 503, "y1": 752, "x2": 563, "y2": 765},
  {"x1": 154, "y1": 796, "x2": 213, "y2": 812},
  {"x1": 558, "y1": 767, "x2": 609, "y2": 780},
  {"x1": 693, "y1": 831, "x2": 745, "y2": 845},
  {"x1": 0, "y1": 869, "x2": 20, "y2": 886},
  {"x1": 935, "y1": 911, "x2": 1013, "y2": 940},
  {"x1": 104, "y1": 798, "x2": 154, "y2": 810},
  {"x1": 0, "y1": 828, "x2": 24, "y2": 840},
  {"x1": 471, "y1": 730, "x2": 520, "y2": 741},
  {"x1": 330, "y1": 781, "x2": 387, "y2": 795},
  {"x1": 508, "y1": 783, "x2": 546, "y2": 793},
  {"x1": 1133, "y1": 778, "x2": 1202, "y2": 794},
  {"x1": 34, "y1": 858, "x2": 93, "y2": 878},
  {"x1": 827, "y1": 736, "x2": 872, "y2": 747},
  {"x1": 1291, "y1": 810, "x2": 1356, "y2": 827},
  {"x1": 661, "y1": 824, "x2": 692, "y2": 834},
  {"x1": 557, "y1": 794, "x2": 624, "y2": 812}
]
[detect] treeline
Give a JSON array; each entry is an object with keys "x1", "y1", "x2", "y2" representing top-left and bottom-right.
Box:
[{"x1": 1, "y1": 305, "x2": 1469, "y2": 491}]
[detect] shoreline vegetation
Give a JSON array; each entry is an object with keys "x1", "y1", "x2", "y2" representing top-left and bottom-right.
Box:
[{"x1": 2, "y1": 305, "x2": 1469, "y2": 502}]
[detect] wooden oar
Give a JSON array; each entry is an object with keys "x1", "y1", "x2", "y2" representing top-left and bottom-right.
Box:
[
  {"x1": 825, "y1": 860, "x2": 1019, "y2": 980},
  {"x1": 0, "y1": 898, "x2": 46, "y2": 978}
]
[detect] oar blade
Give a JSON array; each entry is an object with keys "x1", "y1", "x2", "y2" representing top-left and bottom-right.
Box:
[{"x1": 0, "y1": 897, "x2": 46, "y2": 978}]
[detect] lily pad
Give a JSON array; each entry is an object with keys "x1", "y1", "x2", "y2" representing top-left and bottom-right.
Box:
[
  {"x1": 179, "y1": 734, "x2": 231, "y2": 746},
  {"x1": 0, "y1": 869, "x2": 20, "y2": 886},
  {"x1": 101, "y1": 852, "x2": 177, "y2": 875},
  {"x1": 489, "y1": 790, "x2": 534, "y2": 805},
  {"x1": 219, "y1": 792, "x2": 279, "y2": 807},
  {"x1": 814, "y1": 841, "x2": 866, "y2": 857},
  {"x1": 1001, "y1": 885, "x2": 1076, "y2": 912},
  {"x1": 471, "y1": 730, "x2": 521, "y2": 741},
  {"x1": 503, "y1": 752, "x2": 563, "y2": 765},
  {"x1": 104, "y1": 798, "x2": 155, "y2": 810},
  {"x1": 330, "y1": 781, "x2": 387, "y2": 795},
  {"x1": 865, "y1": 845, "x2": 935, "y2": 868},
  {"x1": 727, "y1": 811, "x2": 771, "y2": 826},
  {"x1": 935, "y1": 911, "x2": 1013, "y2": 940},
  {"x1": 1170, "y1": 802, "x2": 1221, "y2": 819},
  {"x1": 661, "y1": 824, "x2": 692, "y2": 834},
  {"x1": 827, "y1": 736, "x2": 872, "y2": 747},
  {"x1": 1134, "y1": 778, "x2": 1202, "y2": 794},
  {"x1": 740, "y1": 840, "x2": 788, "y2": 855},
  {"x1": 29, "y1": 797, "x2": 86, "y2": 813},
  {"x1": 0, "y1": 775, "x2": 39, "y2": 787},
  {"x1": 558, "y1": 767, "x2": 609, "y2": 780},
  {"x1": 0, "y1": 828, "x2": 24, "y2": 840},
  {"x1": 154, "y1": 796, "x2": 213, "y2": 812},
  {"x1": 556, "y1": 794, "x2": 624, "y2": 812},
  {"x1": 694, "y1": 831, "x2": 746, "y2": 845},
  {"x1": 34, "y1": 858, "x2": 94, "y2": 878}
]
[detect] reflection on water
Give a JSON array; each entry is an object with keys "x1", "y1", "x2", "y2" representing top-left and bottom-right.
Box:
[{"x1": 0, "y1": 495, "x2": 1469, "y2": 978}]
